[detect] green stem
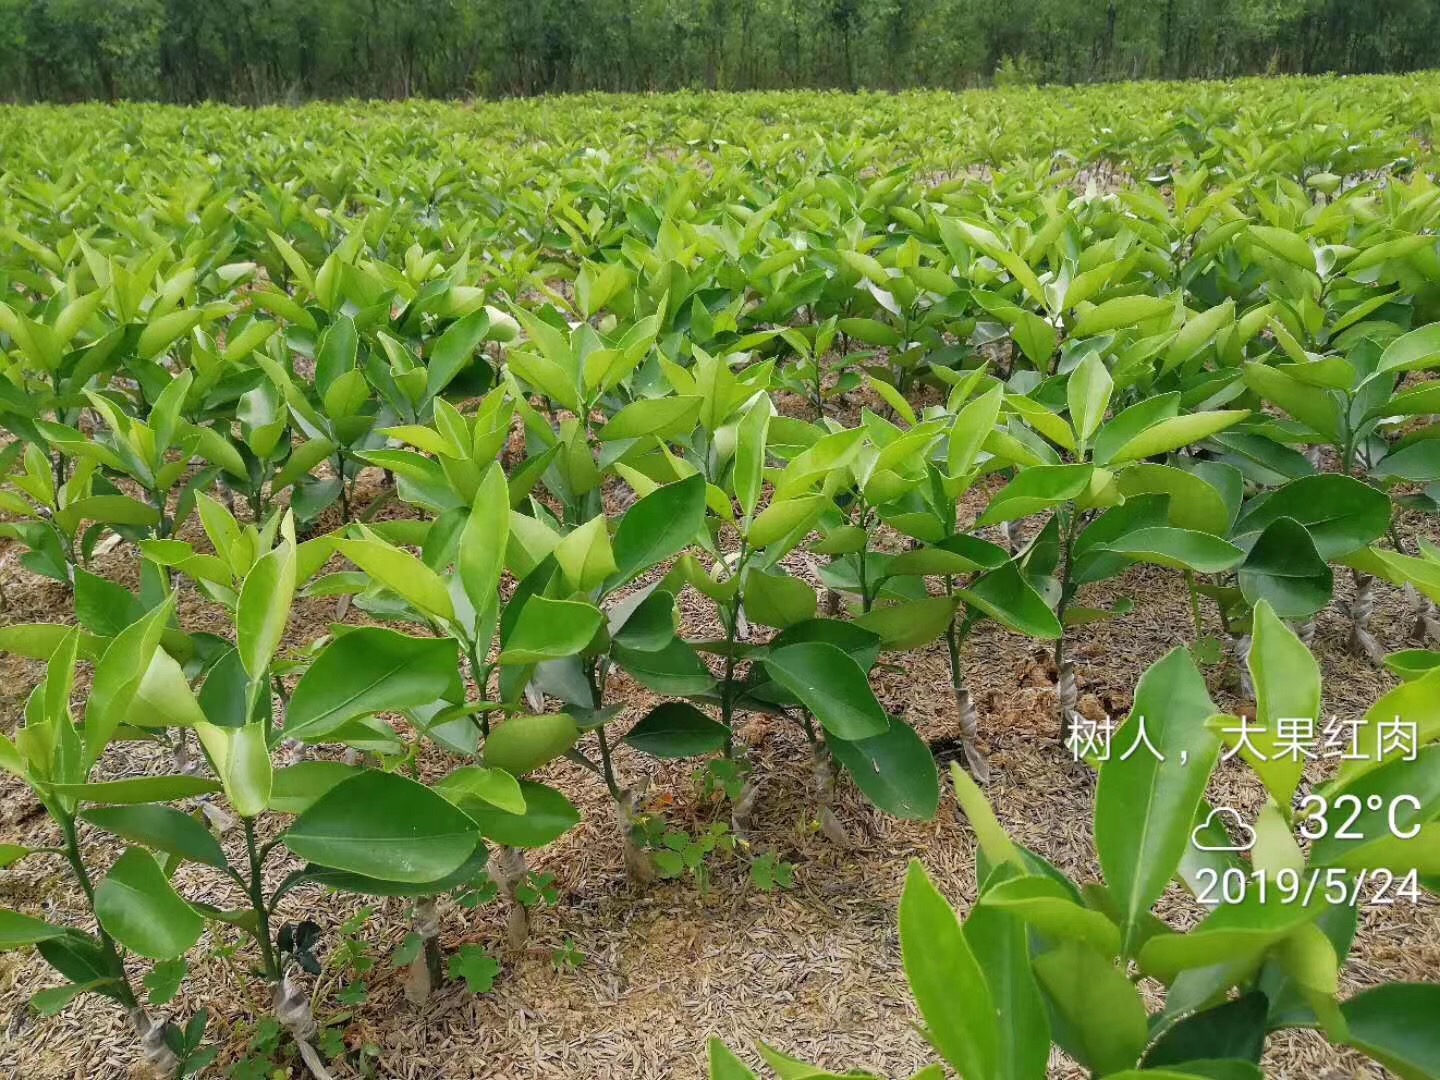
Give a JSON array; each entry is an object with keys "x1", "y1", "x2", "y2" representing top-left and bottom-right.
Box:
[
  {"x1": 1184, "y1": 570, "x2": 1204, "y2": 640},
  {"x1": 594, "y1": 725, "x2": 623, "y2": 802},
  {"x1": 243, "y1": 817, "x2": 280, "y2": 983}
]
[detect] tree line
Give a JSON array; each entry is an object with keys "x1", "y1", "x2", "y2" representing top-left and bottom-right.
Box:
[{"x1": 1, "y1": 0, "x2": 1438, "y2": 103}]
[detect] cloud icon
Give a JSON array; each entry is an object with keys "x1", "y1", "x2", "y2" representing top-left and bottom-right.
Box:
[{"x1": 1191, "y1": 807, "x2": 1257, "y2": 853}]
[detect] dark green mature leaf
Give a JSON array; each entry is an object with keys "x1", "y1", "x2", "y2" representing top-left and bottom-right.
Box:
[
  {"x1": 285, "y1": 628, "x2": 460, "y2": 741},
  {"x1": 94, "y1": 849, "x2": 204, "y2": 960},
  {"x1": 612, "y1": 637, "x2": 716, "y2": 694},
  {"x1": 827, "y1": 715, "x2": 939, "y2": 820},
  {"x1": 1232, "y1": 475, "x2": 1389, "y2": 559},
  {"x1": 622, "y1": 702, "x2": 729, "y2": 758},
  {"x1": 1095, "y1": 648, "x2": 1221, "y2": 953},
  {"x1": 1237, "y1": 517, "x2": 1333, "y2": 618},
  {"x1": 762, "y1": 642, "x2": 888, "y2": 739},
  {"x1": 1144, "y1": 992, "x2": 1268, "y2": 1068},
  {"x1": 0, "y1": 909, "x2": 68, "y2": 950},
  {"x1": 80, "y1": 806, "x2": 227, "y2": 869},
  {"x1": 1342, "y1": 983, "x2": 1440, "y2": 1080},
  {"x1": 284, "y1": 770, "x2": 481, "y2": 883},
  {"x1": 959, "y1": 561, "x2": 1062, "y2": 639}
]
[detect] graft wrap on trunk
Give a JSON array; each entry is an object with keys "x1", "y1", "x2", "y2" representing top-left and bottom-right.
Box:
[
  {"x1": 617, "y1": 786, "x2": 658, "y2": 885},
  {"x1": 273, "y1": 966, "x2": 333, "y2": 1079},
  {"x1": 953, "y1": 685, "x2": 991, "y2": 783},
  {"x1": 127, "y1": 1006, "x2": 179, "y2": 1077},
  {"x1": 811, "y1": 743, "x2": 850, "y2": 847},
  {"x1": 1405, "y1": 583, "x2": 1440, "y2": 644},
  {"x1": 488, "y1": 845, "x2": 532, "y2": 949},
  {"x1": 403, "y1": 896, "x2": 442, "y2": 1005},
  {"x1": 1232, "y1": 633, "x2": 1255, "y2": 699},
  {"x1": 1343, "y1": 570, "x2": 1384, "y2": 665}
]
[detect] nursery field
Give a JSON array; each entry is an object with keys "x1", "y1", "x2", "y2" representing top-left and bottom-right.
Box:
[{"x1": 3, "y1": 75, "x2": 1440, "y2": 1079}]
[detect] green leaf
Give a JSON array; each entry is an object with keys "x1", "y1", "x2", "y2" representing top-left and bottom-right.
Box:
[
  {"x1": 46, "y1": 775, "x2": 221, "y2": 804},
  {"x1": 80, "y1": 805, "x2": 227, "y2": 869},
  {"x1": 976, "y1": 464, "x2": 1092, "y2": 526},
  {"x1": 1072, "y1": 294, "x2": 1174, "y2": 337},
  {"x1": 622, "y1": 702, "x2": 729, "y2": 758},
  {"x1": 1232, "y1": 475, "x2": 1389, "y2": 559},
  {"x1": 733, "y1": 395, "x2": 773, "y2": 523},
  {"x1": 1067, "y1": 350, "x2": 1113, "y2": 446},
  {"x1": 608, "y1": 475, "x2": 706, "y2": 589},
  {"x1": 979, "y1": 874, "x2": 1122, "y2": 955},
  {"x1": 1095, "y1": 527, "x2": 1243, "y2": 573},
  {"x1": 193, "y1": 720, "x2": 272, "y2": 818},
  {"x1": 1138, "y1": 883, "x2": 1327, "y2": 981},
  {"x1": 597, "y1": 395, "x2": 702, "y2": 441},
  {"x1": 1342, "y1": 983, "x2": 1440, "y2": 1080},
  {"x1": 459, "y1": 463, "x2": 510, "y2": 638},
  {"x1": 762, "y1": 642, "x2": 888, "y2": 740},
  {"x1": 144, "y1": 958, "x2": 188, "y2": 1005},
  {"x1": 611, "y1": 638, "x2": 716, "y2": 695},
  {"x1": 1377, "y1": 323, "x2": 1440, "y2": 376},
  {"x1": 285, "y1": 628, "x2": 460, "y2": 742},
  {"x1": 449, "y1": 944, "x2": 502, "y2": 994},
  {"x1": 963, "y1": 869, "x2": 1050, "y2": 1080},
  {"x1": 1238, "y1": 601, "x2": 1320, "y2": 806},
  {"x1": 434, "y1": 766, "x2": 526, "y2": 815},
  {"x1": 1145, "y1": 992, "x2": 1268, "y2": 1069},
  {"x1": 483, "y1": 713, "x2": 579, "y2": 774},
  {"x1": 94, "y1": 849, "x2": 203, "y2": 960},
  {"x1": 499, "y1": 596, "x2": 604, "y2": 665},
  {"x1": 554, "y1": 514, "x2": 618, "y2": 592},
  {"x1": 0, "y1": 909, "x2": 68, "y2": 950},
  {"x1": 743, "y1": 570, "x2": 818, "y2": 629},
  {"x1": 899, "y1": 860, "x2": 997, "y2": 1079},
  {"x1": 237, "y1": 539, "x2": 296, "y2": 680},
  {"x1": 854, "y1": 596, "x2": 959, "y2": 650},
  {"x1": 1095, "y1": 648, "x2": 1221, "y2": 952},
  {"x1": 1034, "y1": 941, "x2": 1149, "y2": 1076},
  {"x1": 1237, "y1": 517, "x2": 1333, "y2": 619},
  {"x1": 958, "y1": 561, "x2": 1063, "y2": 639},
  {"x1": 709, "y1": 1041, "x2": 760, "y2": 1080},
  {"x1": 827, "y1": 715, "x2": 940, "y2": 820},
  {"x1": 337, "y1": 536, "x2": 454, "y2": 622},
  {"x1": 84, "y1": 601, "x2": 170, "y2": 767},
  {"x1": 457, "y1": 779, "x2": 580, "y2": 848},
  {"x1": 1241, "y1": 363, "x2": 1341, "y2": 442},
  {"x1": 284, "y1": 770, "x2": 481, "y2": 883},
  {"x1": 1103, "y1": 410, "x2": 1249, "y2": 466},
  {"x1": 268, "y1": 761, "x2": 361, "y2": 815},
  {"x1": 427, "y1": 309, "x2": 492, "y2": 397}
]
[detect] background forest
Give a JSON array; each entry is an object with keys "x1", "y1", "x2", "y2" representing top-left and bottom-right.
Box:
[{"x1": 2, "y1": 0, "x2": 1439, "y2": 103}]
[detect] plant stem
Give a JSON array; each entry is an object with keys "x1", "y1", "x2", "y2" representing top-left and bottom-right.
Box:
[
  {"x1": 242, "y1": 817, "x2": 280, "y2": 983},
  {"x1": 594, "y1": 724, "x2": 623, "y2": 802},
  {"x1": 1184, "y1": 570, "x2": 1204, "y2": 640}
]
